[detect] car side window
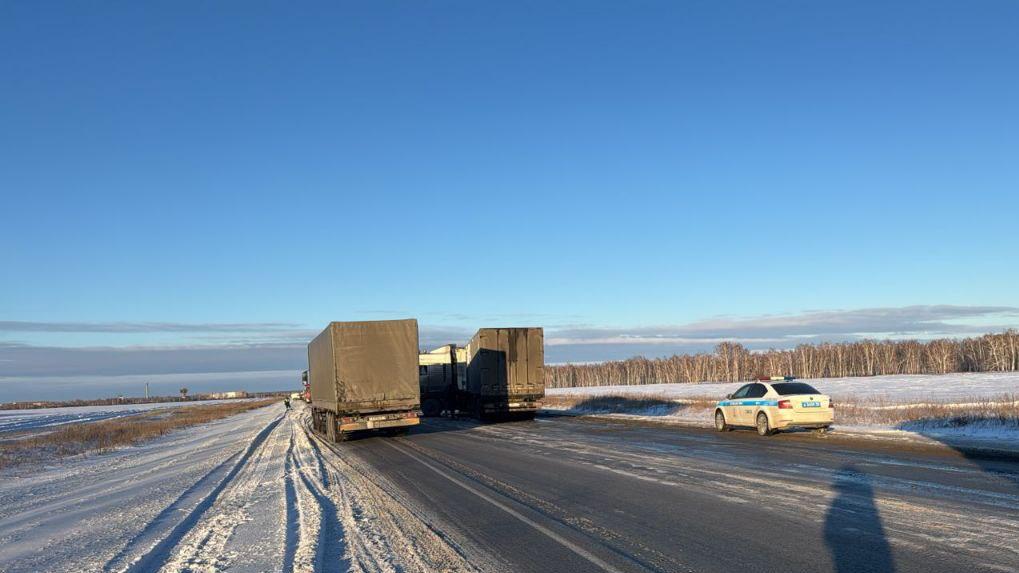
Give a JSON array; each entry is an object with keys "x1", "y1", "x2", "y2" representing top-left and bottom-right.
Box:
[
  {"x1": 731, "y1": 385, "x2": 751, "y2": 399},
  {"x1": 745, "y1": 384, "x2": 767, "y2": 398}
]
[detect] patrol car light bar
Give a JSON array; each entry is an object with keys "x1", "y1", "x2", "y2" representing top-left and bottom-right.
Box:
[{"x1": 758, "y1": 376, "x2": 797, "y2": 381}]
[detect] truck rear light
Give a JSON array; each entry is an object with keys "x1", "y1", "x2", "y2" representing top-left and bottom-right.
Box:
[
  {"x1": 341, "y1": 416, "x2": 356, "y2": 424},
  {"x1": 403, "y1": 411, "x2": 417, "y2": 419},
  {"x1": 778, "y1": 400, "x2": 792, "y2": 409}
]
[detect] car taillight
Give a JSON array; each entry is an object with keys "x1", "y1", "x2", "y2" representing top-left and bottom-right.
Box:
[{"x1": 778, "y1": 400, "x2": 792, "y2": 409}]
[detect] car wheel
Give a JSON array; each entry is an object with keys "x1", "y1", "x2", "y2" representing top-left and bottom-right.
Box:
[
  {"x1": 714, "y1": 410, "x2": 728, "y2": 432},
  {"x1": 756, "y1": 412, "x2": 773, "y2": 436}
]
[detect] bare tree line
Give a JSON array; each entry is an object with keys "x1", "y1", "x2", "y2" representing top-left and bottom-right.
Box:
[{"x1": 546, "y1": 330, "x2": 1019, "y2": 388}]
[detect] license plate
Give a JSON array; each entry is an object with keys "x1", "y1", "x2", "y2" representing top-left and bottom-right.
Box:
[{"x1": 801, "y1": 401, "x2": 821, "y2": 408}]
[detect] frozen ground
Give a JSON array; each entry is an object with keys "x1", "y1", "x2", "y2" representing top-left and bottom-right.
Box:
[
  {"x1": 0, "y1": 400, "x2": 245, "y2": 435},
  {"x1": 546, "y1": 372, "x2": 1019, "y2": 445},
  {"x1": 0, "y1": 403, "x2": 475, "y2": 573}
]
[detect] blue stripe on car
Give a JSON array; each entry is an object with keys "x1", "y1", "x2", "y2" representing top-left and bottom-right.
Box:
[{"x1": 718, "y1": 400, "x2": 779, "y2": 407}]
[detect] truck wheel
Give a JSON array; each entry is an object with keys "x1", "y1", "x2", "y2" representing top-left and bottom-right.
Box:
[
  {"x1": 756, "y1": 412, "x2": 773, "y2": 436},
  {"x1": 422, "y1": 399, "x2": 441, "y2": 417}
]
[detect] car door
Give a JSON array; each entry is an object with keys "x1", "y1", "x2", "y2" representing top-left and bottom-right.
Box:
[
  {"x1": 740, "y1": 383, "x2": 768, "y2": 425},
  {"x1": 726, "y1": 384, "x2": 751, "y2": 425}
]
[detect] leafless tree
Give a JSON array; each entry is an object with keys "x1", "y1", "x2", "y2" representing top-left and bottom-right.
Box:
[{"x1": 546, "y1": 330, "x2": 1019, "y2": 388}]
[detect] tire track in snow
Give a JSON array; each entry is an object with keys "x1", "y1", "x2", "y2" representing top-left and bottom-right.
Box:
[
  {"x1": 106, "y1": 412, "x2": 283, "y2": 573},
  {"x1": 0, "y1": 428, "x2": 244, "y2": 534},
  {"x1": 289, "y1": 417, "x2": 349, "y2": 573},
  {"x1": 100, "y1": 452, "x2": 244, "y2": 572},
  {"x1": 156, "y1": 410, "x2": 290, "y2": 572},
  {"x1": 281, "y1": 423, "x2": 300, "y2": 573}
]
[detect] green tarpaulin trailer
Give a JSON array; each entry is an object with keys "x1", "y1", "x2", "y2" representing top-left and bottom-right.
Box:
[{"x1": 307, "y1": 319, "x2": 421, "y2": 440}]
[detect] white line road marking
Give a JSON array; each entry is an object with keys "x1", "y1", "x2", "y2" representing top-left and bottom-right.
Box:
[{"x1": 382, "y1": 439, "x2": 627, "y2": 573}]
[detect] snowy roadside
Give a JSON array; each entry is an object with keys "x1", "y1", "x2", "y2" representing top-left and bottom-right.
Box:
[
  {"x1": 544, "y1": 372, "x2": 1019, "y2": 450},
  {"x1": 0, "y1": 399, "x2": 262, "y2": 434},
  {"x1": 0, "y1": 401, "x2": 480, "y2": 573},
  {"x1": 0, "y1": 399, "x2": 277, "y2": 471}
]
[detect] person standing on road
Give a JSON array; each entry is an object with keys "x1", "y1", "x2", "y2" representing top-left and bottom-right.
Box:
[{"x1": 284, "y1": 397, "x2": 291, "y2": 410}]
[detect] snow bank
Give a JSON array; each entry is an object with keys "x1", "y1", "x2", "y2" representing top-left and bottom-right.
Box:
[{"x1": 546, "y1": 372, "x2": 1019, "y2": 446}]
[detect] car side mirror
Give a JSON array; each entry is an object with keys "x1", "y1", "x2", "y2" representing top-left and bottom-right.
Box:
[{"x1": 726, "y1": 393, "x2": 733, "y2": 399}]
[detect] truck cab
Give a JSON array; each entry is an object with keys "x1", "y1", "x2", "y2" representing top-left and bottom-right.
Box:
[{"x1": 418, "y1": 345, "x2": 466, "y2": 417}]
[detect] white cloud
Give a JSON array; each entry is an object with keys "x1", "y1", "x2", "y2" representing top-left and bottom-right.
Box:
[{"x1": 545, "y1": 305, "x2": 1019, "y2": 346}]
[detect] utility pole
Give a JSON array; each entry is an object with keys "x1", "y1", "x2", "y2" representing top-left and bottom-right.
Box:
[{"x1": 145, "y1": 382, "x2": 150, "y2": 400}]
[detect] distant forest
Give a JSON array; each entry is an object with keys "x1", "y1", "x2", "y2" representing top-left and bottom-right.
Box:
[{"x1": 545, "y1": 330, "x2": 1019, "y2": 388}]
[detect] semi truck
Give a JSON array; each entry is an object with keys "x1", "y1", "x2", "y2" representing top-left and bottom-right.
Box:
[
  {"x1": 300, "y1": 370, "x2": 311, "y2": 402},
  {"x1": 418, "y1": 344, "x2": 466, "y2": 417},
  {"x1": 460, "y1": 327, "x2": 545, "y2": 420},
  {"x1": 307, "y1": 319, "x2": 421, "y2": 441}
]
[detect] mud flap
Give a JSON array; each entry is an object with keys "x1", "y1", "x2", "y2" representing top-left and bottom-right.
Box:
[{"x1": 326, "y1": 411, "x2": 338, "y2": 442}]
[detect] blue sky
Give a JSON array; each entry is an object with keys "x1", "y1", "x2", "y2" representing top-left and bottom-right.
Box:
[{"x1": 2, "y1": 2, "x2": 1018, "y2": 400}]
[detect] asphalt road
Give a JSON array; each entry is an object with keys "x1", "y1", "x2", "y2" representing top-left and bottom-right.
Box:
[{"x1": 330, "y1": 415, "x2": 1019, "y2": 573}]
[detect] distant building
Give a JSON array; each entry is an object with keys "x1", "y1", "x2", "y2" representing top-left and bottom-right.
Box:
[{"x1": 207, "y1": 391, "x2": 248, "y2": 400}]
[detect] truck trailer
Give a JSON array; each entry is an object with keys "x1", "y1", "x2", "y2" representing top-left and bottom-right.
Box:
[
  {"x1": 307, "y1": 319, "x2": 421, "y2": 441},
  {"x1": 460, "y1": 327, "x2": 544, "y2": 420}
]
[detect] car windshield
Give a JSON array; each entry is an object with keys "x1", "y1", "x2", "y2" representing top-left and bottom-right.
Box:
[{"x1": 771, "y1": 382, "x2": 821, "y2": 395}]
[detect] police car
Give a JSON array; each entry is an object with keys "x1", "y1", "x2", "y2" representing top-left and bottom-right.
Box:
[{"x1": 714, "y1": 377, "x2": 833, "y2": 436}]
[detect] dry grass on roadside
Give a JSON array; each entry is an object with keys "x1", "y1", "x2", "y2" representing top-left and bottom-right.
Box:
[{"x1": 0, "y1": 399, "x2": 277, "y2": 470}]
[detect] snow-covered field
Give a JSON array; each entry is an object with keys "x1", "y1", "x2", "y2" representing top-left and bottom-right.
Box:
[
  {"x1": 546, "y1": 372, "x2": 1019, "y2": 445},
  {"x1": 0, "y1": 400, "x2": 247, "y2": 435},
  {"x1": 549, "y1": 372, "x2": 1019, "y2": 402},
  {"x1": 0, "y1": 402, "x2": 476, "y2": 573}
]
